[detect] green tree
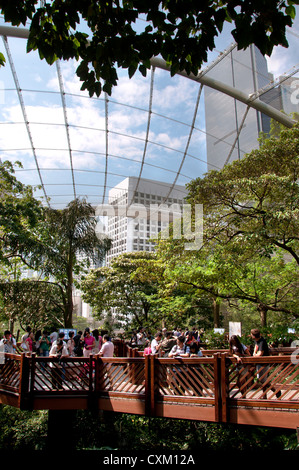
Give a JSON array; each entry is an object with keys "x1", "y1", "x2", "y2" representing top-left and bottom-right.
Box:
[
  {"x1": 187, "y1": 123, "x2": 299, "y2": 265},
  {"x1": 155, "y1": 124, "x2": 299, "y2": 327},
  {"x1": 0, "y1": 278, "x2": 65, "y2": 333},
  {"x1": 81, "y1": 251, "x2": 161, "y2": 329},
  {"x1": 0, "y1": 164, "x2": 110, "y2": 329},
  {"x1": 22, "y1": 198, "x2": 111, "y2": 328},
  {"x1": 0, "y1": 1, "x2": 297, "y2": 96},
  {"x1": 158, "y1": 236, "x2": 298, "y2": 327},
  {"x1": 0, "y1": 161, "x2": 42, "y2": 268}
]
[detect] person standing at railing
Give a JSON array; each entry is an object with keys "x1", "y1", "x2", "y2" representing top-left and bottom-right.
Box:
[
  {"x1": 229, "y1": 335, "x2": 251, "y2": 397},
  {"x1": 83, "y1": 328, "x2": 95, "y2": 358},
  {"x1": 251, "y1": 328, "x2": 281, "y2": 399},
  {"x1": 168, "y1": 336, "x2": 190, "y2": 395},
  {"x1": 49, "y1": 328, "x2": 58, "y2": 345},
  {"x1": 137, "y1": 327, "x2": 147, "y2": 348},
  {"x1": 168, "y1": 336, "x2": 190, "y2": 358},
  {"x1": 49, "y1": 339, "x2": 69, "y2": 390},
  {"x1": 73, "y1": 331, "x2": 84, "y2": 356},
  {"x1": 96, "y1": 334, "x2": 114, "y2": 390},
  {"x1": 0, "y1": 331, "x2": 16, "y2": 355},
  {"x1": 23, "y1": 332, "x2": 34, "y2": 355},
  {"x1": 189, "y1": 341, "x2": 203, "y2": 358},
  {"x1": 151, "y1": 331, "x2": 163, "y2": 356},
  {"x1": 39, "y1": 331, "x2": 51, "y2": 370},
  {"x1": 66, "y1": 331, "x2": 75, "y2": 357},
  {"x1": 160, "y1": 331, "x2": 177, "y2": 357},
  {"x1": 92, "y1": 329, "x2": 102, "y2": 355},
  {"x1": 97, "y1": 334, "x2": 114, "y2": 358},
  {"x1": 20, "y1": 326, "x2": 32, "y2": 353},
  {"x1": 229, "y1": 335, "x2": 250, "y2": 363}
]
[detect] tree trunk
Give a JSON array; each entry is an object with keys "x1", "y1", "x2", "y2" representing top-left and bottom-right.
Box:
[
  {"x1": 213, "y1": 299, "x2": 220, "y2": 328},
  {"x1": 258, "y1": 304, "x2": 268, "y2": 327},
  {"x1": 65, "y1": 252, "x2": 74, "y2": 327},
  {"x1": 65, "y1": 282, "x2": 73, "y2": 328},
  {"x1": 8, "y1": 318, "x2": 14, "y2": 334}
]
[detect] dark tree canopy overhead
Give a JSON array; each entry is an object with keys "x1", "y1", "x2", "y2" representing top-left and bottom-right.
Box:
[{"x1": 0, "y1": 0, "x2": 298, "y2": 96}]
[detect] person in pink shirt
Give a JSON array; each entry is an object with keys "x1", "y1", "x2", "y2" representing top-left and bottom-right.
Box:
[
  {"x1": 83, "y1": 328, "x2": 95, "y2": 357},
  {"x1": 25, "y1": 332, "x2": 35, "y2": 354}
]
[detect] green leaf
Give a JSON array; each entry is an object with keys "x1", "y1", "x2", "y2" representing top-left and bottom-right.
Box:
[
  {"x1": 286, "y1": 5, "x2": 296, "y2": 19},
  {"x1": 0, "y1": 53, "x2": 5, "y2": 67}
]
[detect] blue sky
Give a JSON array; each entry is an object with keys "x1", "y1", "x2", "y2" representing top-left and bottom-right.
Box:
[{"x1": 0, "y1": 10, "x2": 298, "y2": 208}]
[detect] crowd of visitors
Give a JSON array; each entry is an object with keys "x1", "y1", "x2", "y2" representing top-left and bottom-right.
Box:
[
  {"x1": 0, "y1": 326, "x2": 114, "y2": 359},
  {"x1": 0, "y1": 325, "x2": 287, "y2": 397},
  {"x1": 128, "y1": 326, "x2": 205, "y2": 358}
]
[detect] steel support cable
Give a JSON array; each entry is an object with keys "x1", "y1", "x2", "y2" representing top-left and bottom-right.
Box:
[
  {"x1": 247, "y1": 64, "x2": 299, "y2": 102},
  {"x1": 101, "y1": 92, "x2": 109, "y2": 204},
  {"x1": 156, "y1": 46, "x2": 239, "y2": 204},
  {"x1": 9, "y1": 148, "x2": 192, "y2": 178},
  {"x1": 127, "y1": 66, "x2": 155, "y2": 210},
  {"x1": 130, "y1": 45, "x2": 236, "y2": 208},
  {"x1": 1, "y1": 88, "x2": 251, "y2": 168},
  {"x1": 56, "y1": 60, "x2": 76, "y2": 200},
  {"x1": 14, "y1": 85, "x2": 245, "y2": 160},
  {"x1": 160, "y1": 83, "x2": 204, "y2": 205},
  {"x1": 223, "y1": 105, "x2": 250, "y2": 166},
  {"x1": 150, "y1": 57, "x2": 296, "y2": 128},
  {"x1": 0, "y1": 25, "x2": 295, "y2": 128},
  {"x1": 2, "y1": 35, "x2": 50, "y2": 206},
  {"x1": 198, "y1": 42, "x2": 237, "y2": 78}
]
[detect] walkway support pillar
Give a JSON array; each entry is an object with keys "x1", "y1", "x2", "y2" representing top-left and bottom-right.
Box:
[{"x1": 47, "y1": 409, "x2": 77, "y2": 451}]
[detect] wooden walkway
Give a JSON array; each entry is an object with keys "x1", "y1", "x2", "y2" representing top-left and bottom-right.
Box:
[{"x1": 0, "y1": 349, "x2": 298, "y2": 430}]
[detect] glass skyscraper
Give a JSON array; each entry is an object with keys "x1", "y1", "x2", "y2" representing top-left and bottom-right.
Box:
[{"x1": 204, "y1": 45, "x2": 278, "y2": 171}]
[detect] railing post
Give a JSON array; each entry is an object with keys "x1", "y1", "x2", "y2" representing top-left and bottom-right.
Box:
[
  {"x1": 214, "y1": 353, "x2": 221, "y2": 422},
  {"x1": 150, "y1": 355, "x2": 156, "y2": 417},
  {"x1": 94, "y1": 354, "x2": 99, "y2": 393},
  {"x1": 30, "y1": 352, "x2": 36, "y2": 391},
  {"x1": 220, "y1": 353, "x2": 229, "y2": 423},
  {"x1": 144, "y1": 354, "x2": 151, "y2": 416},
  {"x1": 89, "y1": 354, "x2": 94, "y2": 392},
  {"x1": 88, "y1": 354, "x2": 97, "y2": 410},
  {"x1": 18, "y1": 353, "x2": 30, "y2": 410}
]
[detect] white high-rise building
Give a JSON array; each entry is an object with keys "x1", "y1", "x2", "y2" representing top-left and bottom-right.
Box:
[{"x1": 105, "y1": 177, "x2": 187, "y2": 264}]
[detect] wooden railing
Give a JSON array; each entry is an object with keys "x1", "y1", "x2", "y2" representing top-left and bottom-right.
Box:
[{"x1": 0, "y1": 352, "x2": 298, "y2": 429}]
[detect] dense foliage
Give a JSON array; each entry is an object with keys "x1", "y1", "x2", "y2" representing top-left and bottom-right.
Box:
[
  {"x1": 0, "y1": 406, "x2": 297, "y2": 451},
  {"x1": 155, "y1": 123, "x2": 299, "y2": 327},
  {"x1": 0, "y1": 164, "x2": 111, "y2": 329},
  {"x1": 0, "y1": 1, "x2": 298, "y2": 95}
]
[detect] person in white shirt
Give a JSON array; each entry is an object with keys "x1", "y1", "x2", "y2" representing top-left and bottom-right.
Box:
[
  {"x1": 137, "y1": 327, "x2": 146, "y2": 347},
  {"x1": 97, "y1": 334, "x2": 114, "y2": 357},
  {"x1": 96, "y1": 334, "x2": 114, "y2": 389},
  {"x1": 49, "y1": 339, "x2": 69, "y2": 390},
  {"x1": 51, "y1": 332, "x2": 67, "y2": 348},
  {"x1": 50, "y1": 329, "x2": 58, "y2": 344},
  {"x1": 151, "y1": 332, "x2": 163, "y2": 355},
  {"x1": 0, "y1": 331, "x2": 16, "y2": 355}
]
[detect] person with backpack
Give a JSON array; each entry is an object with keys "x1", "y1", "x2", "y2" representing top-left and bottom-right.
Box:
[{"x1": 168, "y1": 336, "x2": 190, "y2": 357}]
